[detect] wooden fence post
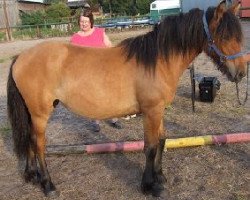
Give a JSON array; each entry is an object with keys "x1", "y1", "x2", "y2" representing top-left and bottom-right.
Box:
[{"x1": 3, "y1": 0, "x2": 12, "y2": 41}]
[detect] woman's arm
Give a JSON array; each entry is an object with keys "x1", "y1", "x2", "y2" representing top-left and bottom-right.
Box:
[{"x1": 103, "y1": 32, "x2": 113, "y2": 47}]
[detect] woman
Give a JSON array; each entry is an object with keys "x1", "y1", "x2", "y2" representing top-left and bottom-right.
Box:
[
  {"x1": 70, "y1": 9, "x2": 122, "y2": 132},
  {"x1": 71, "y1": 9, "x2": 112, "y2": 48}
]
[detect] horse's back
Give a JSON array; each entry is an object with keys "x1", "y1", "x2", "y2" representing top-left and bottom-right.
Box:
[{"x1": 13, "y1": 41, "x2": 69, "y2": 75}]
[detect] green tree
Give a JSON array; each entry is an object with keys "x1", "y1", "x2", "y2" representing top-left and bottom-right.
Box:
[
  {"x1": 97, "y1": 0, "x2": 153, "y2": 16},
  {"x1": 45, "y1": 2, "x2": 71, "y2": 23},
  {"x1": 20, "y1": 10, "x2": 46, "y2": 25},
  {"x1": 136, "y1": 0, "x2": 153, "y2": 15}
]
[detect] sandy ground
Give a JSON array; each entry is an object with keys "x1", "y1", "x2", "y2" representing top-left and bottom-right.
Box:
[{"x1": 0, "y1": 23, "x2": 249, "y2": 200}]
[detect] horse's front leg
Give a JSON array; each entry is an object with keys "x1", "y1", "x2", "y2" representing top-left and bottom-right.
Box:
[
  {"x1": 141, "y1": 107, "x2": 167, "y2": 197},
  {"x1": 154, "y1": 132, "x2": 167, "y2": 185}
]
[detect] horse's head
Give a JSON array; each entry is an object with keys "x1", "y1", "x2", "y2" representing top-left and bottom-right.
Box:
[{"x1": 204, "y1": 0, "x2": 247, "y2": 83}]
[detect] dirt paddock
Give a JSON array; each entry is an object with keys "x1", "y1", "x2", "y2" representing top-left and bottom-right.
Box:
[{"x1": 0, "y1": 23, "x2": 249, "y2": 200}]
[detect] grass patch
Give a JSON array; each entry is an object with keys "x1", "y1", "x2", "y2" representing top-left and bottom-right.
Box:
[
  {"x1": 0, "y1": 57, "x2": 11, "y2": 63},
  {"x1": 0, "y1": 124, "x2": 11, "y2": 137}
]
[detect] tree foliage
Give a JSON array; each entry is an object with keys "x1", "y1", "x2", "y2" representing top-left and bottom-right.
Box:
[
  {"x1": 136, "y1": 0, "x2": 154, "y2": 15},
  {"x1": 20, "y1": 0, "x2": 154, "y2": 25},
  {"x1": 20, "y1": 11, "x2": 46, "y2": 25},
  {"x1": 45, "y1": 2, "x2": 71, "y2": 22},
  {"x1": 90, "y1": 0, "x2": 154, "y2": 16},
  {"x1": 20, "y1": 2, "x2": 71, "y2": 25}
]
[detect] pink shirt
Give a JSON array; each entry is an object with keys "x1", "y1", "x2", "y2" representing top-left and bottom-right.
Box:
[{"x1": 70, "y1": 28, "x2": 106, "y2": 47}]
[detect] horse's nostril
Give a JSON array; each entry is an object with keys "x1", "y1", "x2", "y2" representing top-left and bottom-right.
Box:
[
  {"x1": 239, "y1": 72, "x2": 245, "y2": 78},
  {"x1": 235, "y1": 72, "x2": 246, "y2": 82}
]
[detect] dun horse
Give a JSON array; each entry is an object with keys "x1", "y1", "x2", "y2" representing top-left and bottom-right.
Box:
[{"x1": 7, "y1": 1, "x2": 247, "y2": 198}]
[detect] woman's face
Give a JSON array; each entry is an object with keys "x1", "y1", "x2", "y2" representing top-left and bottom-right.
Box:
[{"x1": 79, "y1": 16, "x2": 91, "y2": 32}]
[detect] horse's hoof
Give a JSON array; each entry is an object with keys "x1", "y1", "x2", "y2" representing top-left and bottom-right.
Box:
[
  {"x1": 43, "y1": 182, "x2": 58, "y2": 198},
  {"x1": 141, "y1": 183, "x2": 152, "y2": 195},
  {"x1": 155, "y1": 190, "x2": 169, "y2": 200},
  {"x1": 46, "y1": 190, "x2": 60, "y2": 198},
  {"x1": 151, "y1": 183, "x2": 167, "y2": 198}
]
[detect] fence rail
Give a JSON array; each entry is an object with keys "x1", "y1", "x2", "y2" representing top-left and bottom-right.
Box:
[{"x1": 0, "y1": 16, "x2": 152, "y2": 42}]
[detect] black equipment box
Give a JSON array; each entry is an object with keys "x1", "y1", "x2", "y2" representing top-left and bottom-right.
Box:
[{"x1": 199, "y1": 77, "x2": 220, "y2": 102}]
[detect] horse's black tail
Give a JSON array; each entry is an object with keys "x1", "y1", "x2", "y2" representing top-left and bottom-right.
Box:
[{"x1": 7, "y1": 56, "x2": 31, "y2": 159}]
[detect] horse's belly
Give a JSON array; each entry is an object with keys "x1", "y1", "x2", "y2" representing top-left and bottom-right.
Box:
[{"x1": 60, "y1": 93, "x2": 138, "y2": 120}]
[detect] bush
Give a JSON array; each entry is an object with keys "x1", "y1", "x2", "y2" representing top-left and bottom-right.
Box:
[
  {"x1": 20, "y1": 10, "x2": 46, "y2": 25},
  {"x1": 0, "y1": 31, "x2": 6, "y2": 41},
  {"x1": 45, "y1": 3, "x2": 71, "y2": 23},
  {"x1": 20, "y1": 3, "x2": 71, "y2": 26}
]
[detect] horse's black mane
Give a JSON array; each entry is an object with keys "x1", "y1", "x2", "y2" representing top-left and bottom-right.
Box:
[{"x1": 119, "y1": 7, "x2": 243, "y2": 71}]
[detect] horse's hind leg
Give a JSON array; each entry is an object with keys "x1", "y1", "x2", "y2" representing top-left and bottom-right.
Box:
[
  {"x1": 26, "y1": 97, "x2": 57, "y2": 196},
  {"x1": 141, "y1": 106, "x2": 167, "y2": 197},
  {"x1": 31, "y1": 114, "x2": 58, "y2": 197},
  {"x1": 24, "y1": 133, "x2": 40, "y2": 184}
]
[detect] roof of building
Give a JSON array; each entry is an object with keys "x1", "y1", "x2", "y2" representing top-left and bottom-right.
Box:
[{"x1": 18, "y1": 0, "x2": 44, "y2": 3}]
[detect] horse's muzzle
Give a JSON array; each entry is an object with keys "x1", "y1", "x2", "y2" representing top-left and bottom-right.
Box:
[{"x1": 234, "y1": 71, "x2": 246, "y2": 83}]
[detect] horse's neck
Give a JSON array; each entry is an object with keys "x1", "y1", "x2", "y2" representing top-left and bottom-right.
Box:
[
  {"x1": 158, "y1": 51, "x2": 199, "y2": 92},
  {"x1": 174, "y1": 51, "x2": 201, "y2": 76}
]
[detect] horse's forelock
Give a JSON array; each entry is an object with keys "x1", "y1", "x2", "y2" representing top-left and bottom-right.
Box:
[{"x1": 206, "y1": 6, "x2": 243, "y2": 43}]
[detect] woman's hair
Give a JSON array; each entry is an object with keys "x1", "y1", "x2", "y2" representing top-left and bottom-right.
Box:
[{"x1": 79, "y1": 9, "x2": 94, "y2": 28}]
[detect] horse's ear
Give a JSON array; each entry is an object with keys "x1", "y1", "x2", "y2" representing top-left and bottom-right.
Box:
[
  {"x1": 228, "y1": 1, "x2": 241, "y2": 15},
  {"x1": 214, "y1": 0, "x2": 227, "y2": 23}
]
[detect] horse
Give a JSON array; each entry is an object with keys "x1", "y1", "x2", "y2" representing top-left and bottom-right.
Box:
[{"x1": 7, "y1": 1, "x2": 247, "y2": 198}]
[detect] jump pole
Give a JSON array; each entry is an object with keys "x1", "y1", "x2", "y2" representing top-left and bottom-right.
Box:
[{"x1": 46, "y1": 132, "x2": 250, "y2": 155}]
